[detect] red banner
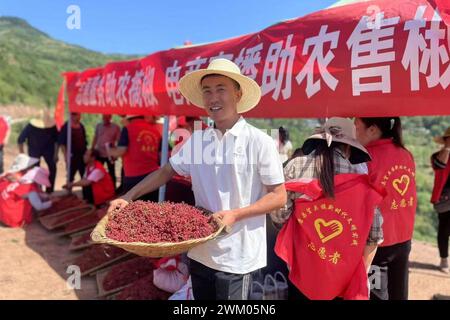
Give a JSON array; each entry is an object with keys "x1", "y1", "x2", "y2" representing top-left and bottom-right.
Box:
[
  {"x1": 64, "y1": 0, "x2": 450, "y2": 118},
  {"x1": 54, "y1": 80, "x2": 65, "y2": 130}
]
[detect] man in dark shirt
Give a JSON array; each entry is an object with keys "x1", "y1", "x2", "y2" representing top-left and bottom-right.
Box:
[
  {"x1": 57, "y1": 112, "x2": 88, "y2": 183},
  {"x1": 18, "y1": 117, "x2": 58, "y2": 192}
]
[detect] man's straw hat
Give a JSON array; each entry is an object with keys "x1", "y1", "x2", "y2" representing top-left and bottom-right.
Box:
[
  {"x1": 178, "y1": 58, "x2": 261, "y2": 114},
  {"x1": 30, "y1": 109, "x2": 55, "y2": 129}
]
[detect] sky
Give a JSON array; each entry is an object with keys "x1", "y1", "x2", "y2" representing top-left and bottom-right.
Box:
[{"x1": 0, "y1": 0, "x2": 338, "y2": 55}]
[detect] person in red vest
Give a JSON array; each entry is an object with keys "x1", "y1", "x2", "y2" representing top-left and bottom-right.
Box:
[
  {"x1": 63, "y1": 149, "x2": 115, "y2": 206},
  {"x1": 271, "y1": 117, "x2": 383, "y2": 300},
  {"x1": 355, "y1": 117, "x2": 417, "y2": 300},
  {"x1": 0, "y1": 154, "x2": 53, "y2": 227},
  {"x1": 165, "y1": 116, "x2": 206, "y2": 206},
  {"x1": 430, "y1": 127, "x2": 450, "y2": 274},
  {"x1": 108, "y1": 115, "x2": 162, "y2": 202},
  {"x1": 0, "y1": 115, "x2": 11, "y2": 174}
]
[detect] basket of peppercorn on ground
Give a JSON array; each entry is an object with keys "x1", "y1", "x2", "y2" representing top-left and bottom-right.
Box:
[{"x1": 91, "y1": 201, "x2": 226, "y2": 257}]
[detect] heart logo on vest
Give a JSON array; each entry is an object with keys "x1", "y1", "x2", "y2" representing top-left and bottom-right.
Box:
[
  {"x1": 392, "y1": 174, "x2": 410, "y2": 196},
  {"x1": 314, "y1": 218, "x2": 343, "y2": 244}
]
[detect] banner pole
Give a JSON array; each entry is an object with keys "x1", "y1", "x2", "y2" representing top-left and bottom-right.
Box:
[
  {"x1": 158, "y1": 115, "x2": 170, "y2": 202},
  {"x1": 66, "y1": 112, "x2": 72, "y2": 191}
]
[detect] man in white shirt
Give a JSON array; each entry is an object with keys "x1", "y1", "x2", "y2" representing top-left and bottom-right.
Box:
[{"x1": 108, "y1": 58, "x2": 287, "y2": 300}]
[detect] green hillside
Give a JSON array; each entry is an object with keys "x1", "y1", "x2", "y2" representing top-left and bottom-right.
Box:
[{"x1": 0, "y1": 16, "x2": 137, "y2": 107}]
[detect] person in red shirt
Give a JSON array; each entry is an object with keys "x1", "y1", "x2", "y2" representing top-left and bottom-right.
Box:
[
  {"x1": 165, "y1": 116, "x2": 206, "y2": 206},
  {"x1": 430, "y1": 127, "x2": 450, "y2": 274},
  {"x1": 63, "y1": 149, "x2": 115, "y2": 206},
  {"x1": 0, "y1": 115, "x2": 11, "y2": 174},
  {"x1": 109, "y1": 115, "x2": 162, "y2": 202},
  {"x1": 355, "y1": 117, "x2": 417, "y2": 300}
]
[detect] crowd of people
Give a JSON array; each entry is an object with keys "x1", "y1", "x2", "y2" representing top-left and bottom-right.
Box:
[{"x1": 0, "y1": 58, "x2": 449, "y2": 300}]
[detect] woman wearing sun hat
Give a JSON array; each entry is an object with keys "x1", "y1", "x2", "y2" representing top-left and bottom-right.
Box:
[
  {"x1": 430, "y1": 127, "x2": 450, "y2": 274},
  {"x1": 271, "y1": 117, "x2": 384, "y2": 300},
  {"x1": 0, "y1": 154, "x2": 53, "y2": 227},
  {"x1": 354, "y1": 117, "x2": 416, "y2": 300}
]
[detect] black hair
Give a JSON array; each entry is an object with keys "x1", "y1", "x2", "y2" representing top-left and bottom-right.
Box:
[
  {"x1": 312, "y1": 140, "x2": 344, "y2": 199},
  {"x1": 200, "y1": 74, "x2": 241, "y2": 91},
  {"x1": 300, "y1": 140, "x2": 348, "y2": 198},
  {"x1": 279, "y1": 126, "x2": 290, "y2": 145},
  {"x1": 89, "y1": 149, "x2": 101, "y2": 161},
  {"x1": 359, "y1": 117, "x2": 405, "y2": 149}
]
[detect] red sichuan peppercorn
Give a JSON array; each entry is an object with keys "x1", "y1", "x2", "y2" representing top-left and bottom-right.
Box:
[{"x1": 106, "y1": 201, "x2": 216, "y2": 243}]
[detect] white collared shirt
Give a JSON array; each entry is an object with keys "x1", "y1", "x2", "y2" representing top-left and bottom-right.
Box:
[{"x1": 169, "y1": 117, "x2": 284, "y2": 274}]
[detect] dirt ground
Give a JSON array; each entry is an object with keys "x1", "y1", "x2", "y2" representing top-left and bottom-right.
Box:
[{"x1": 0, "y1": 145, "x2": 450, "y2": 300}]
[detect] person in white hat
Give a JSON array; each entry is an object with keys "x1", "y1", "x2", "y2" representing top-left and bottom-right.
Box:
[
  {"x1": 108, "y1": 58, "x2": 287, "y2": 300},
  {"x1": 0, "y1": 154, "x2": 53, "y2": 227}
]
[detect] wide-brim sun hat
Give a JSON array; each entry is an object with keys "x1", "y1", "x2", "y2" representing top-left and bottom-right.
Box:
[
  {"x1": 301, "y1": 117, "x2": 371, "y2": 165},
  {"x1": 434, "y1": 127, "x2": 450, "y2": 144},
  {"x1": 20, "y1": 167, "x2": 51, "y2": 187},
  {"x1": 8, "y1": 154, "x2": 40, "y2": 173},
  {"x1": 30, "y1": 109, "x2": 56, "y2": 129},
  {"x1": 178, "y1": 58, "x2": 262, "y2": 114}
]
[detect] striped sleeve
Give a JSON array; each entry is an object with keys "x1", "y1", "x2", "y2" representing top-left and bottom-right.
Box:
[{"x1": 431, "y1": 152, "x2": 447, "y2": 169}]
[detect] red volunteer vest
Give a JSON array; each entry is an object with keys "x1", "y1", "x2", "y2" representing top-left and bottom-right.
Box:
[
  {"x1": 275, "y1": 174, "x2": 383, "y2": 300},
  {"x1": 0, "y1": 116, "x2": 9, "y2": 145},
  {"x1": 366, "y1": 139, "x2": 417, "y2": 247},
  {"x1": 0, "y1": 180, "x2": 38, "y2": 228},
  {"x1": 123, "y1": 119, "x2": 162, "y2": 177},
  {"x1": 87, "y1": 161, "x2": 115, "y2": 205}
]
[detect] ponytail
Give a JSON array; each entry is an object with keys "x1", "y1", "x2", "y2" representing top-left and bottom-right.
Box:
[
  {"x1": 279, "y1": 126, "x2": 289, "y2": 145},
  {"x1": 390, "y1": 118, "x2": 405, "y2": 149},
  {"x1": 313, "y1": 140, "x2": 336, "y2": 198},
  {"x1": 360, "y1": 117, "x2": 405, "y2": 149}
]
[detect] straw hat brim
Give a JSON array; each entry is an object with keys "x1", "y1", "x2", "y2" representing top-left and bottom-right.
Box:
[
  {"x1": 434, "y1": 135, "x2": 450, "y2": 144},
  {"x1": 30, "y1": 118, "x2": 55, "y2": 129},
  {"x1": 178, "y1": 69, "x2": 261, "y2": 114},
  {"x1": 301, "y1": 136, "x2": 371, "y2": 165}
]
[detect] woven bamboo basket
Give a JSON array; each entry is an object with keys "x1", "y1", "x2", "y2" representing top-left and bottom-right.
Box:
[{"x1": 90, "y1": 209, "x2": 225, "y2": 258}]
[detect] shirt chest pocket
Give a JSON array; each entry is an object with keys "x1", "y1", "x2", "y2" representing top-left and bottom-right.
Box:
[{"x1": 233, "y1": 147, "x2": 252, "y2": 175}]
